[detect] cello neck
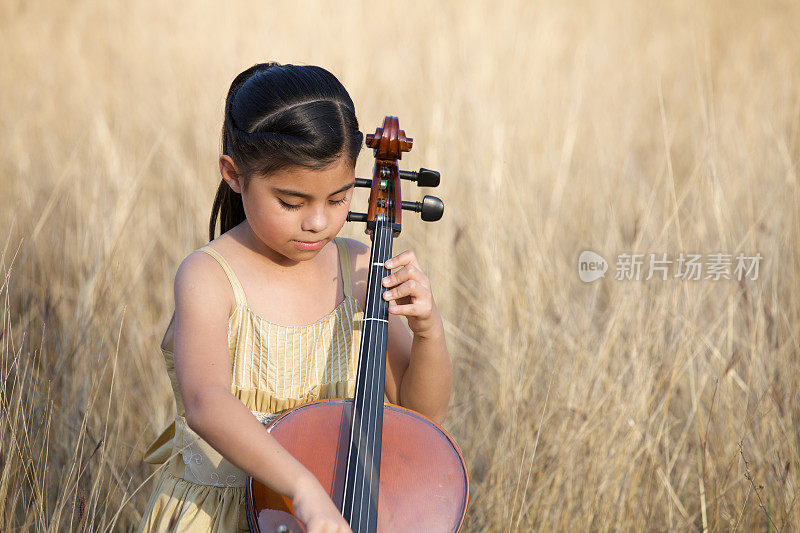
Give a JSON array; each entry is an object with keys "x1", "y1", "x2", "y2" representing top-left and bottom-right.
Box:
[{"x1": 342, "y1": 217, "x2": 394, "y2": 532}]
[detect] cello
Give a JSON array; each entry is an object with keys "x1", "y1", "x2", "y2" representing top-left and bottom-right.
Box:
[{"x1": 245, "y1": 116, "x2": 469, "y2": 532}]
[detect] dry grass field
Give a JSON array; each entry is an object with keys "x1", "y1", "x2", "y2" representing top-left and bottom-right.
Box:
[{"x1": 2, "y1": 0, "x2": 799, "y2": 530}]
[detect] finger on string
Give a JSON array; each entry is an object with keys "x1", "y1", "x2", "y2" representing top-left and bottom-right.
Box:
[{"x1": 384, "y1": 257, "x2": 400, "y2": 269}]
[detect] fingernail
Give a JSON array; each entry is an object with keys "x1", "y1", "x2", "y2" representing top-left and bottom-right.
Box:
[
  {"x1": 382, "y1": 277, "x2": 389, "y2": 285},
  {"x1": 385, "y1": 261, "x2": 392, "y2": 268}
]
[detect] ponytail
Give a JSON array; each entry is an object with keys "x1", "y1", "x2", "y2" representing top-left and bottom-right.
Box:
[{"x1": 208, "y1": 179, "x2": 247, "y2": 242}]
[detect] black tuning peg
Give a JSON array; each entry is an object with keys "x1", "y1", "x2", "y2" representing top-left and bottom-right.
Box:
[
  {"x1": 401, "y1": 195, "x2": 444, "y2": 221},
  {"x1": 354, "y1": 178, "x2": 372, "y2": 188},
  {"x1": 346, "y1": 212, "x2": 367, "y2": 222},
  {"x1": 399, "y1": 168, "x2": 440, "y2": 187}
]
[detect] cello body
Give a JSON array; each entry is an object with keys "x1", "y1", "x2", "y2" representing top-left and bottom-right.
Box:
[{"x1": 246, "y1": 400, "x2": 468, "y2": 532}]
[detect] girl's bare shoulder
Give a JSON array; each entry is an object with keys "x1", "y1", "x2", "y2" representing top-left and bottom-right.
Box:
[{"x1": 174, "y1": 243, "x2": 237, "y2": 321}]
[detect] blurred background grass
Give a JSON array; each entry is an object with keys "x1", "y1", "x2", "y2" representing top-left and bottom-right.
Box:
[{"x1": 2, "y1": 0, "x2": 799, "y2": 530}]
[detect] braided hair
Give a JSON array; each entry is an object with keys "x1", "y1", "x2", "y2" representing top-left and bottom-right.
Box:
[{"x1": 209, "y1": 63, "x2": 364, "y2": 241}]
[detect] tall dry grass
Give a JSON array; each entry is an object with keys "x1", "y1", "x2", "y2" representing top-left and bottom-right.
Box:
[{"x1": 2, "y1": 0, "x2": 799, "y2": 530}]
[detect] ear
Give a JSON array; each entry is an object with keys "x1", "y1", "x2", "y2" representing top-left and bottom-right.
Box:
[{"x1": 219, "y1": 155, "x2": 244, "y2": 194}]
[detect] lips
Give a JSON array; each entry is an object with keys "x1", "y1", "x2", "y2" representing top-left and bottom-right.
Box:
[{"x1": 293, "y1": 239, "x2": 324, "y2": 251}]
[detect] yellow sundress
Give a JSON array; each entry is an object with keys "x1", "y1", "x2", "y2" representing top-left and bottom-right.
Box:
[{"x1": 138, "y1": 237, "x2": 367, "y2": 532}]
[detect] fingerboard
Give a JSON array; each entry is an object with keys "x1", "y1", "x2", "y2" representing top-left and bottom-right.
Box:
[{"x1": 341, "y1": 219, "x2": 394, "y2": 533}]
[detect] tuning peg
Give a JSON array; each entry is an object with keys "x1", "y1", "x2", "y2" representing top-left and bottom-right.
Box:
[
  {"x1": 355, "y1": 178, "x2": 372, "y2": 188},
  {"x1": 401, "y1": 195, "x2": 444, "y2": 221},
  {"x1": 346, "y1": 211, "x2": 368, "y2": 222},
  {"x1": 399, "y1": 168, "x2": 440, "y2": 187}
]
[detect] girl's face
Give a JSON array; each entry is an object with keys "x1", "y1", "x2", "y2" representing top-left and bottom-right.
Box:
[{"x1": 220, "y1": 155, "x2": 356, "y2": 266}]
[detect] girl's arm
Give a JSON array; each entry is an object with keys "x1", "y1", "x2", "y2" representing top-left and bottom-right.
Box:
[
  {"x1": 391, "y1": 312, "x2": 450, "y2": 424},
  {"x1": 172, "y1": 251, "x2": 351, "y2": 533}
]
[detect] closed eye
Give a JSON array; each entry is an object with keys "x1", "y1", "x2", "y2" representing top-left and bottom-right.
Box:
[
  {"x1": 278, "y1": 199, "x2": 301, "y2": 210},
  {"x1": 279, "y1": 196, "x2": 347, "y2": 210}
]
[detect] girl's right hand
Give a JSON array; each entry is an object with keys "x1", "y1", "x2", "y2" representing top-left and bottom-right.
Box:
[{"x1": 291, "y1": 475, "x2": 353, "y2": 533}]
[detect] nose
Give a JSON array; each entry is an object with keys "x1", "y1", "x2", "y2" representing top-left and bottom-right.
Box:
[{"x1": 300, "y1": 204, "x2": 328, "y2": 233}]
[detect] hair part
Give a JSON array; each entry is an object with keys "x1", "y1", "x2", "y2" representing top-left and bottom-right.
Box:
[{"x1": 209, "y1": 62, "x2": 363, "y2": 241}]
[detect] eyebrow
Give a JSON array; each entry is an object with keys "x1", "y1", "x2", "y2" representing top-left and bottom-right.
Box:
[{"x1": 271, "y1": 181, "x2": 355, "y2": 199}]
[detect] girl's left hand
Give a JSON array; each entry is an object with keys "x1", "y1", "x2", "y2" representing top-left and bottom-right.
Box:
[{"x1": 381, "y1": 250, "x2": 442, "y2": 339}]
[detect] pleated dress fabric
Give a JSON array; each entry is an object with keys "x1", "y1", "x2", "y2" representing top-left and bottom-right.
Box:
[{"x1": 138, "y1": 237, "x2": 365, "y2": 532}]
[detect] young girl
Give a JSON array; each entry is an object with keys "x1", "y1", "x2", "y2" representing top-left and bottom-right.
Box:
[{"x1": 138, "y1": 62, "x2": 452, "y2": 533}]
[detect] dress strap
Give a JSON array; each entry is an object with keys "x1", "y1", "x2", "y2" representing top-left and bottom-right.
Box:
[
  {"x1": 198, "y1": 245, "x2": 248, "y2": 307},
  {"x1": 333, "y1": 237, "x2": 353, "y2": 299}
]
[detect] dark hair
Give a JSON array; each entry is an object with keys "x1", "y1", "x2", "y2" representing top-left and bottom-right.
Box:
[{"x1": 209, "y1": 62, "x2": 363, "y2": 240}]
